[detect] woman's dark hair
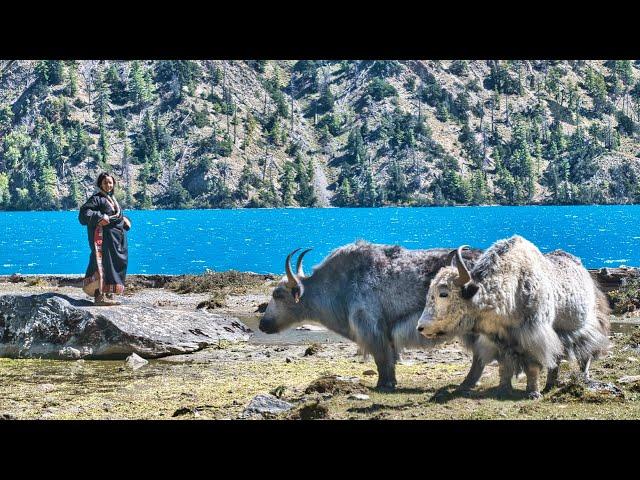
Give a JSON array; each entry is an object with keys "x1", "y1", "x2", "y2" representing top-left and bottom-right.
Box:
[{"x1": 96, "y1": 172, "x2": 116, "y2": 189}]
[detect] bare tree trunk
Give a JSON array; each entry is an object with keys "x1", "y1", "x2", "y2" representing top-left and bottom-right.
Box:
[
  {"x1": 264, "y1": 90, "x2": 268, "y2": 116},
  {"x1": 226, "y1": 91, "x2": 231, "y2": 135},
  {"x1": 505, "y1": 98, "x2": 509, "y2": 126},
  {"x1": 491, "y1": 100, "x2": 495, "y2": 134},
  {"x1": 263, "y1": 143, "x2": 268, "y2": 181},
  {"x1": 290, "y1": 75, "x2": 295, "y2": 134}
]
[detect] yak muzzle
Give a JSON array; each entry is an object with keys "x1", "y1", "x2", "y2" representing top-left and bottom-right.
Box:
[{"x1": 259, "y1": 317, "x2": 278, "y2": 334}]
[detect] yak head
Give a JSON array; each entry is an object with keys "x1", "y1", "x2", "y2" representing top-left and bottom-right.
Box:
[
  {"x1": 259, "y1": 248, "x2": 312, "y2": 334},
  {"x1": 417, "y1": 245, "x2": 480, "y2": 339}
]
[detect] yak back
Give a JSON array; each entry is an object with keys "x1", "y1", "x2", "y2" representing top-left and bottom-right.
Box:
[
  {"x1": 307, "y1": 241, "x2": 482, "y2": 319},
  {"x1": 311, "y1": 240, "x2": 482, "y2": 290}
]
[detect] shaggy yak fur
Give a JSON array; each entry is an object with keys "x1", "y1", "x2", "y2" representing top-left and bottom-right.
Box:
[
  {"x1": 417, "y1": 235, "x2": 610, "y2": 399},
  {"x1": 260, "y1": 241, "x2": 483, "y2": 390}
]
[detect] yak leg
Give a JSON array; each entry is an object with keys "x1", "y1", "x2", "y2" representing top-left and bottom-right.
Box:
[
  {"x1": 579, "y1": 357, "x2": 592, "y2": 380},
  {"x1": 350, "y1": 308, "x2": 396, "y2": 390},
  {"x1": 496, "y1": 361, "x2": 514, "y2": 398},
  {"x1": 542, "y1": 366, "x2": 560, "y2": 393},
  {"x1": 525, "y1": 362, "x2": 543, "y2": 399},
  {"x1": 457, "y1": 353, "x2": 486, "y2": 391},
  {"x1": 371, "y1": 344, "x2": 397, "y2": 391}
]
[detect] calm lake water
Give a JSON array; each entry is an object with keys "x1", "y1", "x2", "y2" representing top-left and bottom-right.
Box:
[{"x1": 1, "y1": 205, "x2": 639, "y2": 275}]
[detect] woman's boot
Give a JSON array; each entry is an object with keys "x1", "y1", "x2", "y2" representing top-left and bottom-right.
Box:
[{"x1": 95, "y1": 292, "x2": 120, "y2": 306}]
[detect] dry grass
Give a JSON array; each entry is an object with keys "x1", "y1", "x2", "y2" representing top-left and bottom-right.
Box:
[
  {"x1": 166, "y1": 270, "x2": 276, "y2": 309},
  {"x1": 609, "y1": 278, "x2": 640, "y2": 314},
  {"x1": 2, "y1": 328, "x2": 640, "y2": 420}
]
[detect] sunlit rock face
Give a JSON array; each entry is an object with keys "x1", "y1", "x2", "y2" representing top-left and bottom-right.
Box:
[{"x1": 0, "y1": 293, "x2": 251, "y2": 359}]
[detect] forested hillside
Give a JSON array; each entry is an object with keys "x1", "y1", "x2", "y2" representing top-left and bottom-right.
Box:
[{"x1": 1, "y1": 60, "x2": 640, "y2": 210}]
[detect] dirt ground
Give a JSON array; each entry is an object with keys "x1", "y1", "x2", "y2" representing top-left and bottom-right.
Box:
[{"x1": 1, "y1": 276, "x2": 640, "y2": 420}]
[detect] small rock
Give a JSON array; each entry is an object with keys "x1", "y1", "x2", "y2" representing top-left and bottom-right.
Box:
[
  {"x1": 285, "y1": 357, "x2": 292, "y2": 363},
  {"x1": 295, "y1": 324, "x2": 326, "y2": 331},
  {"x1": 348, "y1": 393, "x2": 370, "y2": 401},
  {"x1": 38, "y1": 383, "x2": 55, "y2": 393},
  {"x1": 0, "y1": 413, "x2": 17, "y2": 420},
  {"x1": 9, "y1": 273, "x2": 24, "y2": 283},
  {"x1": 362, "y1": 370, "x2": 377, "y2": 376},
  {"x1": 618, "y1": 375, "x2": 640, "y2": 383},
  {"x1": 58, "y1": 347, "x2": 82, "y2": 359},
  {"x1": 172, "y1": 407, "x2": 196, "y2": 417},
  {"x1": 304, "y1": 343, "x2": 321, "y2": 356},
  {"x1": 242, "y1": 394, "x2": 293, "y2": 418},
  {"x1": 125, "y1": 353, "x2": 148, "y2": 370}
]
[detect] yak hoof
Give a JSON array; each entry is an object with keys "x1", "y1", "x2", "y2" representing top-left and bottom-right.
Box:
[
  {"x1": 456, "y1": 381, "x2": 477, "y2": 392},
  {"x1": 375, "y1": 381, "x2": 397, "y2": 392},
  {"x1": 526, "y1": 390, "x2": 543, "y2": 400},
  {"x1": 495, "y1": 386, "x2": 514, "y2": 399}
]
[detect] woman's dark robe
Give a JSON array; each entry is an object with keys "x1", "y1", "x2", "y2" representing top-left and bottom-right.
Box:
[{"x1": 78, "y1": 191, "x2": 130, "y2": 296}]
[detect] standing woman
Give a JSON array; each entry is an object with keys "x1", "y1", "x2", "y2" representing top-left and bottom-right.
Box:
[{"x1": 79, "y1": 172, "x2": 131, "y2": 306}]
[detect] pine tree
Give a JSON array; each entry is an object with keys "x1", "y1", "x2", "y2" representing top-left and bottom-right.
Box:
[
  {"x1": 94, "y1": 69, "x2": 111, "y2": 125},
  {"x1": 65, "y1": 62, "x2": 79, "y2": 97},
  {"x1": 129, "y1": 60, "x2": 154, "y2": 111},
  {"x1": 318, "y1": 84, "x2": 335, "y2": 113},
  {"x1": 279, "y1": 161, "x2": 296, "y2": 205},
  {"x1": 39, "y1": 165, "x2": 58, "y2": 208},
  {"x1": 335, "y1": 177, "x2": 353, "y2": 206},
  {"x1": 0, "y1": 172, "x2": 9, "y2": 208},
  {"x1": 386, "y1": 161, "x2": 408, "y2": 203},
  {"x1": 68, "y1": 174, "x2": 84, "y2": 207}
]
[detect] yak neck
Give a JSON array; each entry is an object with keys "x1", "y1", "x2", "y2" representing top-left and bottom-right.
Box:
[{"x1": 299, "y1": 273, "x2": 348, "y2": 326}]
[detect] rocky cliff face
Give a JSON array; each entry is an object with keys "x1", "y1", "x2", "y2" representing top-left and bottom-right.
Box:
[{"x1": 2, "y1": 60, "x2": 640, "y2": 209}]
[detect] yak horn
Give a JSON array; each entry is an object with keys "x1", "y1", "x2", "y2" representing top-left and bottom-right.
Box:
[
  {"x1": 296, "y1": 249, "x2": 313, "y2": 277},
  {"x1": 285, "y1": 248, "x2": 301, "y2": 288},
  {"x1": 454, "y1": 245, "x2": 472, "y2": 286},
  {"x1": 446, "y1": 249, "x2": 457, "y2": 266}
]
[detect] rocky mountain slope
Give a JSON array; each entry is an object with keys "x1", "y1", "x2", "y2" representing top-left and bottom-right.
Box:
[{"x1": 1, "y1": 60, "x2": 640, "y2": 209}]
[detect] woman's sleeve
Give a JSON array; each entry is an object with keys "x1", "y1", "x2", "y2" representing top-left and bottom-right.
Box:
[{"x1": 79, "y1": 196, "x2": 104, "y2": 227}]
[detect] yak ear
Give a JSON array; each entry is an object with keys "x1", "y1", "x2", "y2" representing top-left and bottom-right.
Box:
[
  {"x1": 461, "y1": 283, "x2": 479, "y2": 300},
  {"x1": 291, "y1": 285, "x2": 304, "y2": 303}
]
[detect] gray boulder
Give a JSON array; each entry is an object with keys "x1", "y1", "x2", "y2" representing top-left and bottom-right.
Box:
[
  {"x1": 0, "y1": 293, "x2": 251, "y2": 359},
  {"x1": 241, "y1": 394, "x2": 294, "y2": 418},
  {"x1": 125, "y1": 353, "x2": 149, "y2": 370}
]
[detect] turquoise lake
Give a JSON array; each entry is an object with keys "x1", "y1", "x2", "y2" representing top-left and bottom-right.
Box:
[{"x1": 1, "y1": 205, "x2": 639, "y2": 275}]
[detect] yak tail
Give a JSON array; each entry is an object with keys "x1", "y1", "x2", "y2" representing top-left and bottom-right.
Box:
[{"x1": 557, "y1": 284, "x2": 611, "y2": 363}]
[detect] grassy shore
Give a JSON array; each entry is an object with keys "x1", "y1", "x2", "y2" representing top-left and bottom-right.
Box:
[{"x1": 0, "y1": 273, "x2": 639, "y2": 420}]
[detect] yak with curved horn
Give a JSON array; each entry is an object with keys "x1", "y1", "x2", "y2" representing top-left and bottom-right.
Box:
[
  {"x1": 417, "y1": 235, "x2": 610, "y2": 399},
  {"x1": 260, "y1": 241, "x2": 484, "y2": 390}
]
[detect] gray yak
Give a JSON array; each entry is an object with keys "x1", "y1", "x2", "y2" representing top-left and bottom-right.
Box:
[
  {"x1": 259, "y1": 241, "x2": 483, "y2": 390},
  {"x1": 416, "y1": 235, "x2": 610, "y2": 399}
]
